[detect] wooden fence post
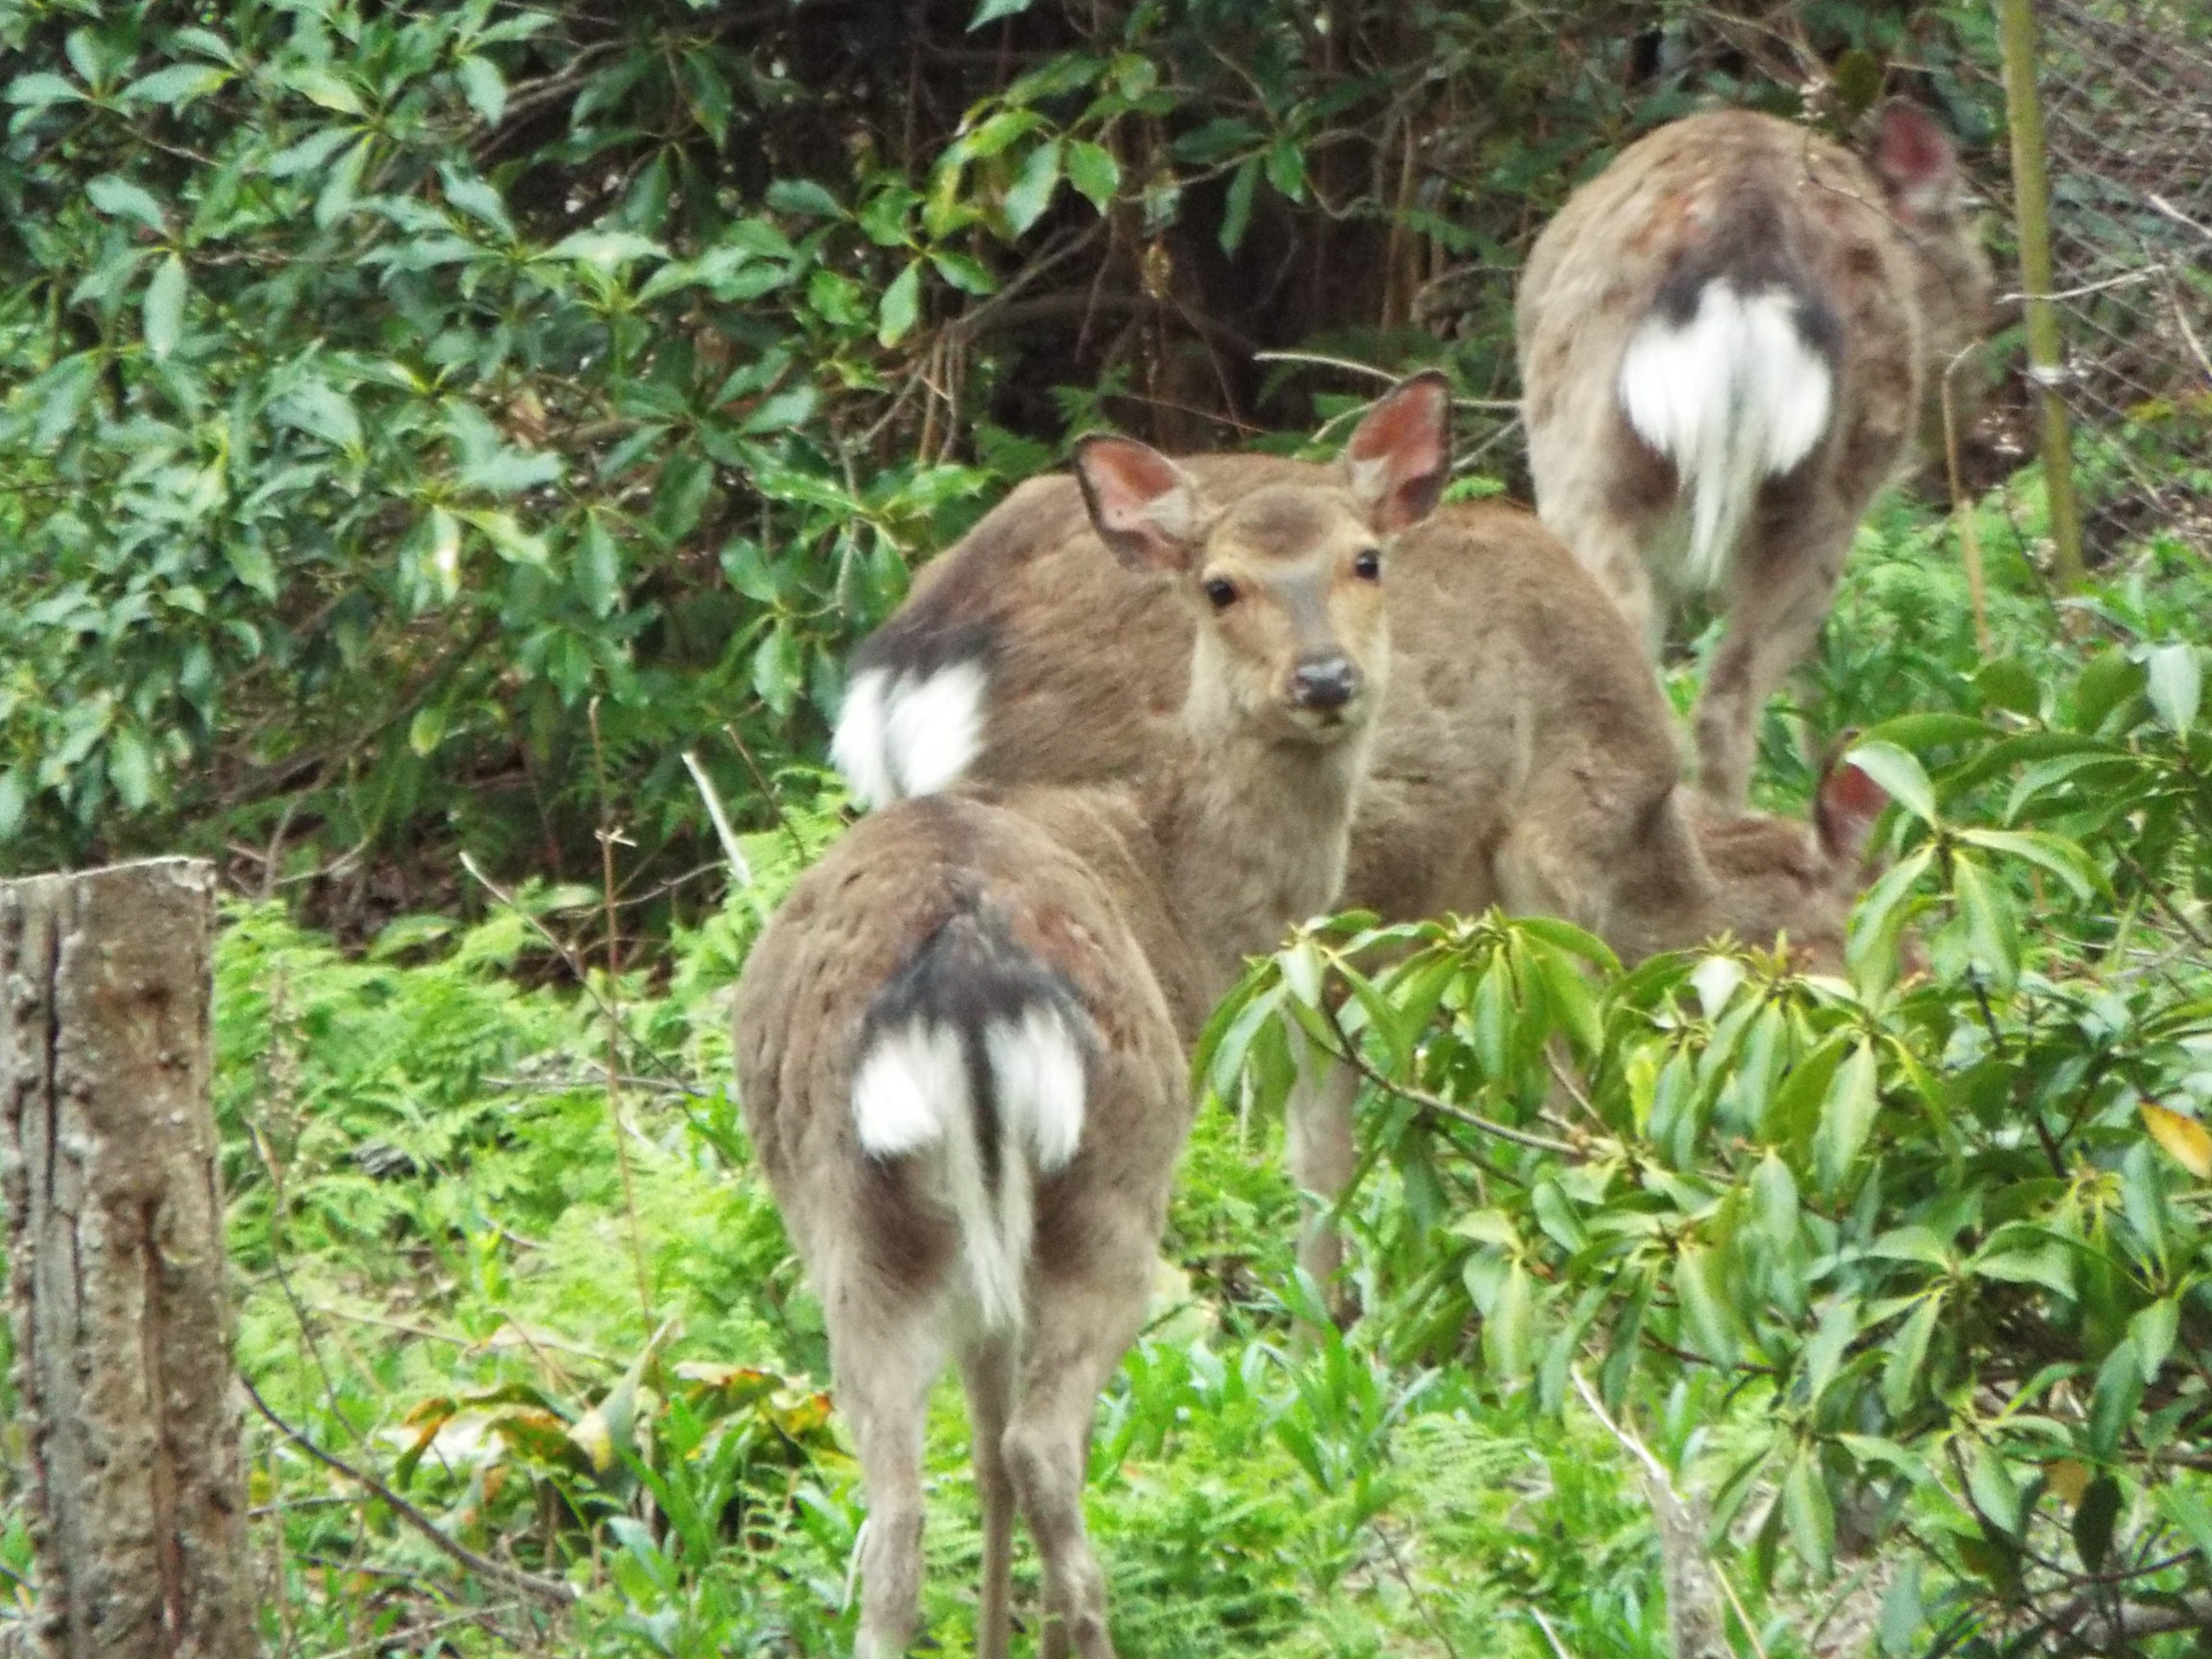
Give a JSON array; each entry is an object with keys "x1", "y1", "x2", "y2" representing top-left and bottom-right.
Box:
[{"x1": 0, "y1": 859, "x2": 252, "y2": 1659}]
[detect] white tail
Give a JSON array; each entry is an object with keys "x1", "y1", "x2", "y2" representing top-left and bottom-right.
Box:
[
  {"x1": 850, "y1": 990, "x2": 1089, "y2": 1332},
  {"x1": 1617, "y1": 279, "x2": 1835, "y2": 594},
  {"x1": 832, "y1": 658, "x2": 989, "y2": 810}
]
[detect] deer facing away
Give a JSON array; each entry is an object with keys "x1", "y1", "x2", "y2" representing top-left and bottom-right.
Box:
[
  {"x1": 1518, "y1": 102, "x2": 1992, "y2": 807},
  {"x1": 833, "y1": 457, "x2": 1889, "y2": 1302},
  {"x1": 735, "y1": 375, "x2": 1452, "y2": 1658}
]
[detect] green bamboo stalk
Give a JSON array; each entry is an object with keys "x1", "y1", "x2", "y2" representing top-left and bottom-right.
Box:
[{"x1": 1996, "y1": 0, "x2": 2087, "y2": 588}]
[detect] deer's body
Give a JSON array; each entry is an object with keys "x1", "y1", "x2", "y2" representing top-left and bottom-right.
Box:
[
  {"x1": 738, "y1": 379, "x2": 1451, "y2": 1658},
  {"x1": 1518, "y1": 104, "x2": 1991, "y2": 805}
]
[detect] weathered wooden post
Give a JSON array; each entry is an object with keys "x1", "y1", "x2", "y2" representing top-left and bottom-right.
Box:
[{"x1": 0, "y1": 859, "x2": 252, "y2": 1658}]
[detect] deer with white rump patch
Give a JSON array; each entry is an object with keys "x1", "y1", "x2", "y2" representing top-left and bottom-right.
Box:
[
  {"x1": 734, "y1": 374, "x2": 1451, "y2": 1659},
  {"x1": 1518, "y1": 102, "x2": 1991, "y2": 806}
]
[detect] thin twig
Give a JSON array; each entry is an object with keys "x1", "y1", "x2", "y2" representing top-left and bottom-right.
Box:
[
  {"x1": 1526, "y1": 1604, "x2": 1579, "y2": 1659},
  {"x1": 683, "y1": 748, "x2": 753, "y2": 889},
  {"x1": 1373, "y1": 1521, "x2": 1464, "y2": 1659},
  {"x1": 241, "y1": 1375, "x2": 578, "y2": 1608},
  {"x1": 1318, "y1": 1001, "x2": 1579, "y2": 1157},
  {"x1": 1252, "y1": 348, "x2": 1520, "y2": 409},
  {"x1": 1940, "y1": 346, "x2": 1992, "y2": 659}
]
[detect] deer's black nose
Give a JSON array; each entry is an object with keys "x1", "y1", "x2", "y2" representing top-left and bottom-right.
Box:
[{"x1": 1290, "y1": 656, "x2": 1359, "y2": 710}]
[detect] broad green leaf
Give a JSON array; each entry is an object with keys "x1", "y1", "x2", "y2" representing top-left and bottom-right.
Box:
[
  {"x1": 1842, "y1": 740, "x2": 1936, "y2": 825},
  {"x1": 0, "y1": 772, "x2": 25, "y2": 839},
  {"x1": 2087, "y1": 1341, "x2": 2145, "y2": 1458},
  {"x1": 2145, "y1": 642, "x2": 2200, "y2": 733},
  {"x1": 1952, "y1": 828, "x2": 2102, "y2": 902},
  {"x1": 315, "y1": 136, "x2": 370, "y2": 228},
  {"x1": 1752, "y1": 1151, "x2": 1799, "y2": 1251},
  {"x1": 1813, "y1": 1040, "x2": 1881, "y2": 1194},
  {"x1": 2129, "y1": 1296, "x2": 2179, "y2": 1380},
  {"x1": 7, "y1": 72, "x2": 84, "y2": 110},
  {"x1": 142, "y1": 254, "x2": 185, "y2": 360},
  {"x1": 457, "y1": 55, "x2": 507, "y2": 125},
  {"x1": 124, "y1": 64, "x2": 229, "y2": 108},
  {"x1": 408, "y1": 705, "x2": 447, "y2": 757},
  {"x1": 1003, "y1": 140, "x2": 1063, "y2": 236},
  {"x1": 1481, "y1": 1261, "x2": 1535, "y2": 1381},
  {"x1": 766, "y1": 178, "x2": 842, "y2": 217},
  {"x1": 575, "y1": 515, "x2": 621, "y2": 618},
  {"x1": 1783, "y1": 1448, "x2": 1836, "y2": 1576},
  {"x1": 1883, "y1": 1293, "x2": 1940, "y2": 1416},
  {"x1": 1949, "y1": 853, "x2": 2019, "y2": 990},
  {"x1": 108, "y1": 726, "x2": 156, "y2": 810},
  {"x1": 1264, "y1": 139, "x2": 1307, "y2": 201},
  {"x1": 1066, "y1": 139, "x2": 1120, "y2": 210},
  {"x1": 1964, "y1": 1439, "x2": 2021, "y2": 1536},
  {"x1": 1673, "y1": 1244, "x2": 1739, "y2": 1369},
  {"x1": 878, "y1": 260, "x2": 923, "y2": 346},
  {"x1": 2159, "y1": 1485, "x2": 2212, "y2": 1565},
  {"x1": 928, "y1": 251, "x2": 997, "y2": 295},
  {"x1": 87, "y1": 174, "x2": 166, "y2": 232},
  {"x1": 546, "y1": 230, "x2": 667, "y2": 271}
]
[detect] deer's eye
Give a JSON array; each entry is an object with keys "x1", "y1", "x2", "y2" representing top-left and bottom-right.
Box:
[
  {"x1": 1202, "y1": 577, "x2": 1238, "y2": 611},
  {"x1": 1352, "y1": 547, "x2": 1382, "y2": 581}
]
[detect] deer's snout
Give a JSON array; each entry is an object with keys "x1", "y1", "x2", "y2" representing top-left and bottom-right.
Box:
[{"x1": 1289, "y1": 655, "x2": 1360, "y2": 712}]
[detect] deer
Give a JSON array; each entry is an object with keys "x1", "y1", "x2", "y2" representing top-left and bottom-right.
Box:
[
  {"x1": 832, "y1": 455, "x2": 1891, "y2": 1305},
  {"x1": 1517, "y1": 101, "x2": 1993, "y2": 807},
  {"x1": 734, "y1": 373, "x2": 1452, "y2": 1659}
]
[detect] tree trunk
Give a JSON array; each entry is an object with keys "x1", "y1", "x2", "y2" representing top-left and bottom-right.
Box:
[{"x1": 0, "y1": 859, "x2": 252, "y2": 1659}]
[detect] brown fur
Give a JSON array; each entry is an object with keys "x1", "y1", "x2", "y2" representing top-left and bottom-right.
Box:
[
  {"x1": 735, "y1": 377, "x2": 1451, "y2": 1659},
  {"x1": 1517, "y1": 104, "x2": 1992, "y2": 805}
]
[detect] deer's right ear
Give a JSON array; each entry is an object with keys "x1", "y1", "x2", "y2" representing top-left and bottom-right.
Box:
[
  {"x1": 1340, "y1": 370, "x2": 1453, "y2": 533},
  {"x1": 1071, "y1": 435, "x2": 1209, "y2": 573},
  {"x1": 1815, "y1": 755, "x2": 1890, "y2": 865},
  {"x1": 1871, "y1": 101, "x2": 1960, "y2": 222}
]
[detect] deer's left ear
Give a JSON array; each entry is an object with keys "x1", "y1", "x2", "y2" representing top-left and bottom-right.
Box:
[
  {"x1": 1871, "y1": 101, "x2": 1960, "y2": 222},
  {"x1": 1339, "y1": 371, "x2": 1453, "y2": 534}
]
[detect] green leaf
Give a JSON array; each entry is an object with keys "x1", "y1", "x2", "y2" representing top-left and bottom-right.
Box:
[
  {"x1": 766, "y1": 178, "x2": 842, "y2": 217},
  {"x1": 457, "y1": 55, "x2": 507, "y2": 125},
  {"x1": 2088, "y1": 1341, "x2": 2145, "y2": 1458},
  {"x1": 1481, "y1": 1261, "x2": 1536, "y2": 1381},
  {"x1": 575, "y1": 515, "x2": 622, "y2": 619},
  {"x1": 6, "y1": 72, "x2": 84, "y2": 111},
  {"x1": 1003, "y1": 140, "x2": 1063, "y2": 236},
  {"x1": 2129, "y1": 1297, "x2": 2178, "y2": 1381},
  {"x1": 928, "y1": 251, "x2": 997, "y2": 295},
  {"x1": 878, "y1": 260, "x2": 923, "y2": 346},
  {"x1": 2159, "y1": 1485, "x2": 2212, "y2": 1565},
  {"x1": 1813, "y1": 1040, "x2": 1881, "y2": 1195},
  {"x1": 1751, "y1": 1151, "x2": 1799, "y2": 1251},
  {"x1": 108, "y1": 726, "x2": 156, "y2": 811},
  {"x1": 315, "y1": 136, "x2": 370, "y2": 228},
  {"x1": 226, "y1": 541, "x2": 279, "y2": 600},
  {"x1": 2072, "y1": 1475, "x2": 2121, "y2": 1573},
  {"x1": 546, "y1": 230, "x2": 667, "y2": 271},
  {"x1": 124, "y1": 64, "x2": 230, "y2": 108},
  {"x1": 1952, "y1": 828, "x2": 2102, "y2": 902},
  {"x1": 1964, "y1": 1439, "x2": 2021, "y2": 1536},
  {"x1": 408, "y1": 705, "x2": 447, "y2": 757},
  {"x1": 87, "y1": 174, "x2": 166, "y2": 233},
  {"x1": 1066, "y1": 140, "x2": 1120, "y2": 211},
  {"x1": 2145, "y1": 642, "x2": 2201, "y2": 733},
  {"x1": 0, "y1": 771, "x2": 25, "y2": 840},
  {"x1": 1950, "y1": 853, "x2": 2020, "y2": 990},
  {"x1": 970, "y1": 0, "x2": 1038, "y2": 28},
  {"x1": 1673, "y1": 1244, "x2": 1739, "y2": 1369},
  {"x1": 1219, "y1": 156, "x2": 1261, "y2": 253},
  {"x1": 1784, "y1": 1448, "x2": 1836, "y2": 1576},
  {"x1": 142, "y1": 253, "x2": 186, "y2": 361},
  {"x1": 1842, "y1": 740, "x2": 1936, "y2": 825},
  {"x1": 1882, "y1": 1293, "x2": 1941, "y2": 1417},
  {"x1": 1264, "y1": 139, "x2": 1307, "y2": 201},
  {"x1": 753, "y1": 626, "x2": 804, "y2": 716}
]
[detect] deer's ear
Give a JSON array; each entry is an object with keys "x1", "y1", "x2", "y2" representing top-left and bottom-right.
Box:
[
  {"x1": 1339, "y1": 370, "x2": 1453, "y2": 533},
  {"x1": 1815, "y1": 755, "x2": 1890, "y2": 865},
  {"x1": 1071, "y1": 436, "x2": 1210, "y2": 573},
  {"x1": 1871, "y1": 101, "x2": 1960, "y2": 222}
]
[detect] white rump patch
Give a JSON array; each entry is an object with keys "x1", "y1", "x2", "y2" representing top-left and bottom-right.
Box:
[
  {"x1": 1618, "y1": 280, "x2": 1835, "y2": 593},
  {"x1": 984, "y1": 1008, "x2": 1088, "y2": 1173},
  {"x1": 851, "y1": 1020, "x2": 964, "y2": 1160},
  {"x1": 830, "y1": 660, "x2": 988, "y2": 809},
  {"x1": 829, "y1": 667, "x2": 896, "y2": 811}
]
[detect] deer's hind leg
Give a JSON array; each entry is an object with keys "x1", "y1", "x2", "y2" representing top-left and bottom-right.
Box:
[{"x1": 824, "y1": 1262, "x2": 951, "y2": 1659}]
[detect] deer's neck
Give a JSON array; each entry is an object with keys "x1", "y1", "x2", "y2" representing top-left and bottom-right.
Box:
[{"x1": 1143, "y1": 686, "x2": 1374, "y2": 1007}]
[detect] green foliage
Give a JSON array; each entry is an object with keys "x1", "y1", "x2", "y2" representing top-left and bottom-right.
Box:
[{"x1": 1210, "y1": 607, "x2": 2212, "y2": 1652}]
